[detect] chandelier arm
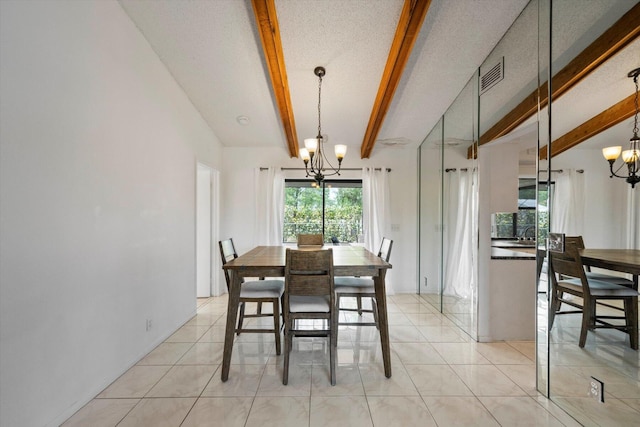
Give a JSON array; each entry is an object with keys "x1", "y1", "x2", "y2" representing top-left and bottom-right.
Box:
[{"x1": 608, "y1": 160, "x2": 631, "y2": 179}]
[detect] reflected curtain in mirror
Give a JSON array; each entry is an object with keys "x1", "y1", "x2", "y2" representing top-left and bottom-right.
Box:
[
  {"x1": 550, "y1": 169, "x2": 584, "y2": 236},
  {"x1": 443, "y1": 168, "x2": 478, "y2": 298}
]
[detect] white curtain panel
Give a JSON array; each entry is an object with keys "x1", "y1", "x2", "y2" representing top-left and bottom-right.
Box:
[
  {"x1": 443, "y1": 169, "x2": 478, "y2": 298},
  {"x1": 550, "y1": 169, "x2": 585, "y2": 236},
  {"x1": 627, "y1": 186, "x2": 639, "y2": 249},
  {"x1": 362, "y1": 167, "x2": 390, "y2": 254},
  {"x1": 254, "y1": 167, "x2": 284, "y2": 246}
]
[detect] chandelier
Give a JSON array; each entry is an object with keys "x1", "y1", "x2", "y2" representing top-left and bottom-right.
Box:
[
  {"x1": 602, "y1": 67, "x2": 640, "y2": 188},
  {"x1": 299, "y1": 66, "x2": 347, "y2": 184}
]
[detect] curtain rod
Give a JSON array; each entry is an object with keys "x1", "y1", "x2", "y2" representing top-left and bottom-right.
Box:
[
  {"x1": 539, "y1": 169, "x2": 584, "y2": 173},
  {"x1": 260, "y1": 167, "x2": 391, "y2": 172}
]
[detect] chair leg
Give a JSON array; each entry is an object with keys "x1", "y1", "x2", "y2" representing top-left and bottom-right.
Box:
[
  {"x1": 283, "y1": 317, "x2": 292, "y2": 385},
  {"x1": 330, "y1": 313, "x2": 337, "y2": 386},
  {"x1": 372, "y1": 297, "x2": 379, "y2": 330},
  {"x1": 273, "y1": 298, "x2": 281, "y2": 355},
  {"x1": 256, "y1": 301, "x2": 263, "y2": 315},
  {"x1": 624, "y1": 297, "x2": 638, "y2": 350},
  {"x1": 237, "y1": 302, "x2": 246, "y2": 335},
  {"x1": 549, "y1": 290, "x2": 558, "y2": 329},
  {"x1": 579, "y1": 298, "x2": 593, "y2": 348},
  {"x1": 356, "y1": 296, "x2": 363, "y2": 315}
]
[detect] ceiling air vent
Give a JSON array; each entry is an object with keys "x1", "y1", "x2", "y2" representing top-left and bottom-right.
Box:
[{"x1": 480, "y1": 57, "x2": 504, "y2": 95}]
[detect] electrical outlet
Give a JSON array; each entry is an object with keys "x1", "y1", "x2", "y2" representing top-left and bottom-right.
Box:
[
  {"x1": 588, "y1": 376, "x2": 604, "y2": 403},
  {"x1": 146, "y1": 319, "x2": 152, "y2": 332}
]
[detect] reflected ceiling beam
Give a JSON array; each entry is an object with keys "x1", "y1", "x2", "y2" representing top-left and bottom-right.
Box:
[
  {"x1": 539, "y1": 94, "x2": 636, "y2": 159},
  {"x1": 478, "y1": 3, "x2": 640, "y2": 149},
  {"x1": 360, "y1": 0, "x2": 432, "y2": 159},
  {"x1": 252, "y1": 0, "x2": 299, "y2": 158}
]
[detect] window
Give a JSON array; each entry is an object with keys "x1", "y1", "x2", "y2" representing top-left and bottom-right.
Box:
[
  {"x1": 493, "y1": 178, "x2": 548, "y2": 239},
  {"x1": 283, "y1": 180, "x2": 362, "y2": 244}
]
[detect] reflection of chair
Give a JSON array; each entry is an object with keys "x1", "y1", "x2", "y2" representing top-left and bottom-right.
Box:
[
  {"x1": 566, "y1": 236, "x2": 634, "y2": 286},
  {"x1": 219, "y1": 239, "x2": 284, "y2": 355},
  {"x1": 549, "y1": 240, "x2": 638, "y2": 349},
  {"x1": 283, "y1": 248, "x2": 336, "y2": 385},
  {"x1": 335, "y1": 238, "x2": 393, "y2": 330},
  {"x1": 297, "y1": 233, "x2": 324, "y2": 246}
]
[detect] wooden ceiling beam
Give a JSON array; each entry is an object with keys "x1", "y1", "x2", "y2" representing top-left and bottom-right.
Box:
[
  {"x1": 539, "y1": 94, "x2": 636, "y2": 159},
  {"x1": 479, "y1": 3, "x2": 640, "y2": 147},
  {"x1": 360, "y1": 0, "x2": 432, "y2": 159},
  {"x1": 251, "y1": 0, "x2": 299, "y2": 157}
]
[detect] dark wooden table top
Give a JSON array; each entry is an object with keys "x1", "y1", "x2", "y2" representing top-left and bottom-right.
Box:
[
  {"x1": 223, "y1": 245, "x2": 392, "y2": 276},
  {"x1": 580, "y1": 249, "x2": 640, "y2": 275}
]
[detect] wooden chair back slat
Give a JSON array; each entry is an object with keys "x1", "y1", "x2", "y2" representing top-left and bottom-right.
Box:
[{"x1": 297, "y1": 233, "x2": 324, "y2": 245}]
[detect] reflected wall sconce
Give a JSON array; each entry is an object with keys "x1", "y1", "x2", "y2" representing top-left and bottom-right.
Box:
[
  {"x1": 299, "y1": 66, "x2": 347, "y2": 185},
  {"x1": 602, "y1": 67, "x2": 640, "y2": 188}
]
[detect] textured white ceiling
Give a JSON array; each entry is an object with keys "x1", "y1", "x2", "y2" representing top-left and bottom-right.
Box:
[
  {"x1": 117, "y1": 0, "x2": 634, "y2": 160},
  {"x1": 118, "y1": 0, "x2": 529, "y2": 157}
]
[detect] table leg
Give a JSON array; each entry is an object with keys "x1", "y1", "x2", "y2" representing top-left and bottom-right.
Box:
[
  {"x1": 221, "y1": 270, "x2": 241, "y2": 382},
  {"x1": 374, "y1": 269, "x2": 392, "y2": 378}
]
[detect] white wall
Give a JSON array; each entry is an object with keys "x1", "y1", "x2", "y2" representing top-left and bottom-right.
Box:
[
  {"x1": 0, "y1": 1, "x2": 222, "y2": 426},
  {"x1": 221, "y1": 146, "x2": 418, "y2": 294}
]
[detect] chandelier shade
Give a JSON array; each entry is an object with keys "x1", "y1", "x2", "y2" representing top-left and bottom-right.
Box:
[
  {"x1": 300, "y1": 66, "x2": 346, "y2": 184},
  {"x1": 602, "y1": 67, "x2": 640, "y2": 188}
]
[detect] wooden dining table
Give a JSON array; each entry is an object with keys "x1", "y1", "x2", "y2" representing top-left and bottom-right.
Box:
[
  {"x1": 220, "y1": 244, "x2": 393, "y2": 382},
  {"x1": 580, "y1": 249, "x2": 640, "y2": 290}
]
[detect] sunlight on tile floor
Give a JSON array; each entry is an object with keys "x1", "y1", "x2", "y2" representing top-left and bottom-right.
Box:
[{"x1": 62, "y1": 294, "x2": 588, "y2": 426}]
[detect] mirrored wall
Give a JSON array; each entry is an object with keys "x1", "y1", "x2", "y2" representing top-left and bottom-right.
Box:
[
  {"x1": 542, "y1": 1, "x2": 640, "y2": 424},
  {"x1": 419, "y1": 1, "x2": 638, "y2": 423},
  {"x1": 418, "y1": 74, "x2": 479, "y2": 340}
]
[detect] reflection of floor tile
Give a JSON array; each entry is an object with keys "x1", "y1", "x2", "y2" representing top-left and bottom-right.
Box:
[{"x1": 556, "y1": 396, "x2": 640, "y2": 426}]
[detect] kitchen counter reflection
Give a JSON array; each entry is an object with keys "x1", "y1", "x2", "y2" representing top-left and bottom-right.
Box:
[{"x1": 491, "y1": 246, "x2": 536, "y2": 259}]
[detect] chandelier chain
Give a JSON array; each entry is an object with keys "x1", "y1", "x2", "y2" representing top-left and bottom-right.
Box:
[
  {"x1": 317, "y1": 72, "x2": 323, "y2": 137},
  {"x1": 634, "y1": 72, "x2": 639, "y2": 136}
]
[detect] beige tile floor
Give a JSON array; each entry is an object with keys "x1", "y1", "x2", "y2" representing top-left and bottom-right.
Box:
[{"x1": 63, "y1": 294, "x2": 585, "y2": 426}]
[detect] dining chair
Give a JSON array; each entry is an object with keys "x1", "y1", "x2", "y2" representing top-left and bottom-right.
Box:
[
  {"x1": 335, "y1": 238, "x2": 393, "y2": 331},
  {"x1": 283, "y1": 248, "x2": 336, "y2": 385},
  {"x1": 566, "y1": 236, "x2": 635, "y2": 285},
  {"x1": 548, "y1": 240, "x2": 638, "y2": 350},
  {"x1": 297, "y1": 233, "x2": 324, "y2": 246},
  {"x1": 219, "y1": 238, "x2": 285, "y2": 355}
]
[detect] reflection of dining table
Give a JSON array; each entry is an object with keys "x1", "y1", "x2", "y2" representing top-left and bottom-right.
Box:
[
  {"x1": 579, "y1": 249, "x2": 640, "y2": 290},
  {"x1": 220, "y1": 245, "x2": 392, "y2": 382}
]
